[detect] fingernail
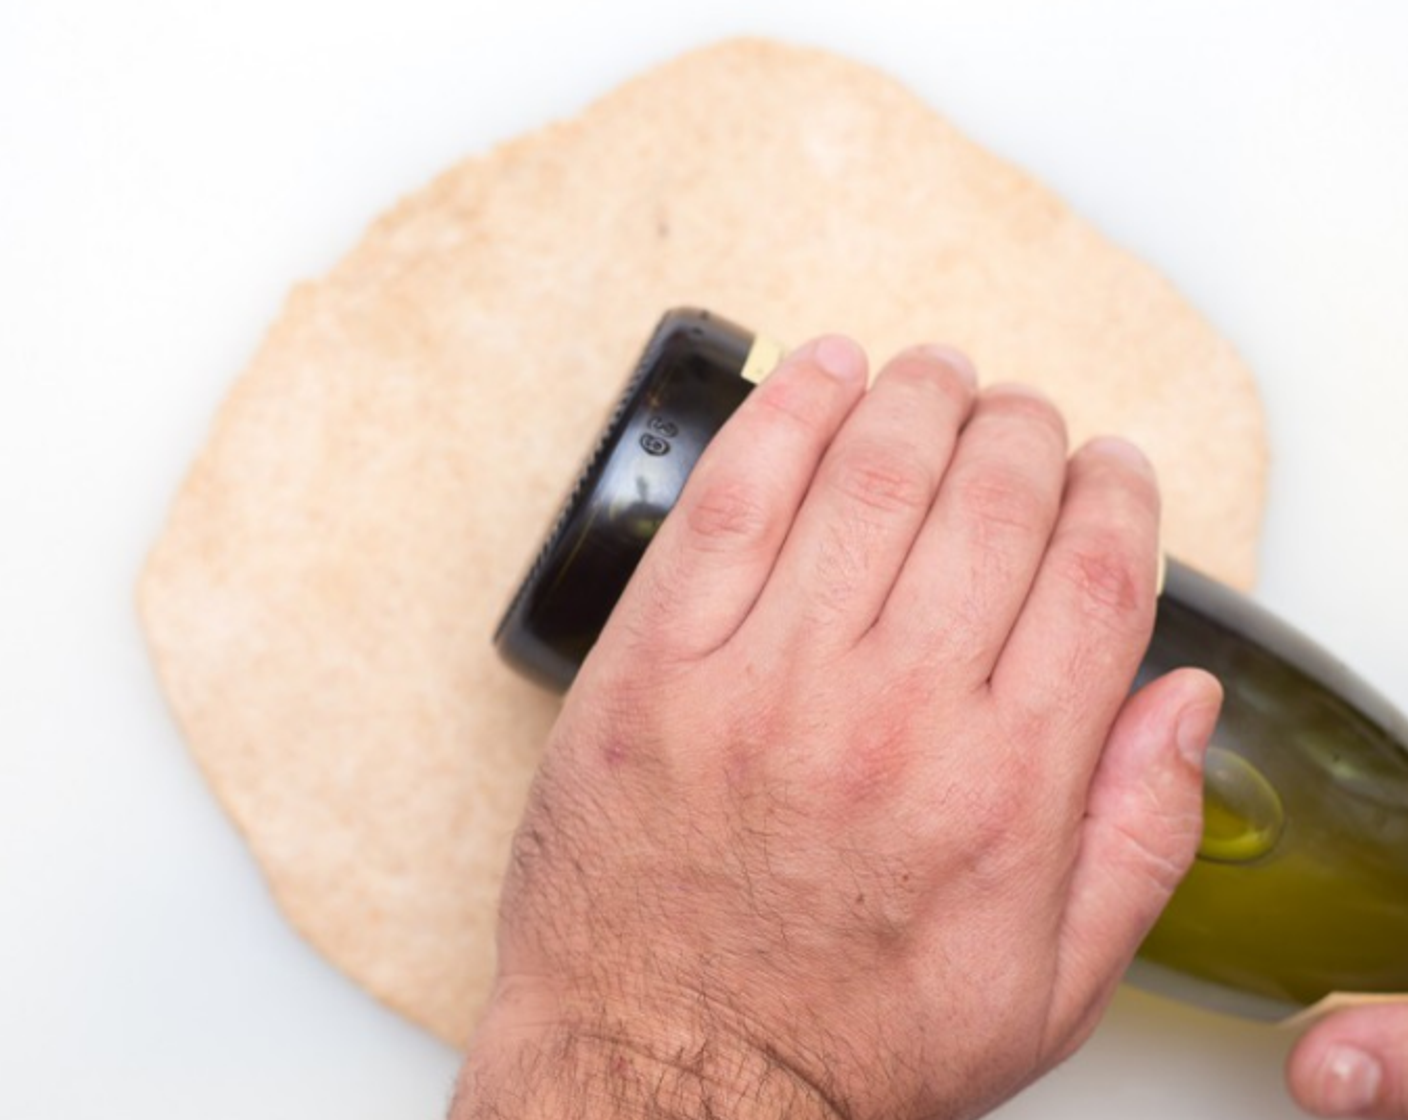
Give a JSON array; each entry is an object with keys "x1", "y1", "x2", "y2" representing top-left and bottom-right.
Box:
[
  {"x1": 1316, "y1": 1044, "x2": 1382, "y2": 1116},
  {"x1": 1175, "y1": 700, "x2": 1220, "y2": 767},
  {"x1": 1086, "y1": 435, "x2": 1154, "y2": 476},
  {"x1": 810, "y1": 335, "x2": 867, "y2": 385},
  {"x1": 919, "y1": 344, "x2": 978, "y2": 387}
]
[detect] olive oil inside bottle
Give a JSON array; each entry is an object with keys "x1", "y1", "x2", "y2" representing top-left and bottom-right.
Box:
[
  {"x1": 1198, "y1": 747, "x2": 1285, "y2": 864},
  {"x1": 1135, "y1": 566, "x2": 1408, "y2": 1013}
]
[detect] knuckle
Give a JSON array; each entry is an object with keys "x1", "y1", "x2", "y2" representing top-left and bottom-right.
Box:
[
  {"x1": 957, "y1": 777, "x2": 1045, "y2": 887},
  {"x1": 954, "y1": 461, "x2": 1051, "y2": 538},
  {"x1": 681, "y1": 476, "x2": 772, "y2": 552},
  {"x1": 1053, "y1": 533, "x2": 1151, "y2": 631},
  {"x1": 828, "y1": 444, "x2": 935, "y2": 517},
  {"x1": 941, "y1": 737, "x2": 1047, "y2": 847},
  {"x1": 975, "y1": 782, "x2": 1030, "y2": 843},
  {"x1": 834, "y1": 726, "x2": 912, "y2": 807},
  {"x1": 1110, "y1": 811, "x2": 1200, "y2": 895}
]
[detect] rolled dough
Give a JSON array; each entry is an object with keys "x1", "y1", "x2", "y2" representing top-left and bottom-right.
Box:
[{"x1": 139, "y1": 38, "x2": 1268, "y2": 1045}]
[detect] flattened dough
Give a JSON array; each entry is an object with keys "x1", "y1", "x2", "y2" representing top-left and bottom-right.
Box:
[{"x1": 139, "y1": 38, "x2": 1268, "y2": 1045}]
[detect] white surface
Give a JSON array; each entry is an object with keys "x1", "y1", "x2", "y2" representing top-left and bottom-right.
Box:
[{"x1": 3, "y1": 2, "x2": 1406, "y2": 1117}]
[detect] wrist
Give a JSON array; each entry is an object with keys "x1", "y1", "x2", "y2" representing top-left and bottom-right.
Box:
[{"x1": 453, "y1": 980, "x2": 845, "y2": 1120}]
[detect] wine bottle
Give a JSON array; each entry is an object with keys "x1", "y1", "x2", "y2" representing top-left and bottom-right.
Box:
[{"x1": 495, "y1": 308, "x2": 1408, "y2": 1019}]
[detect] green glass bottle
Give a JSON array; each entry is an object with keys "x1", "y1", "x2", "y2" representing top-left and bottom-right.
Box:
[
  {"x1": 495, "y1": 308, "x2": 1408, "y2": 1019},
  {"x1": 495, "y1": 310, "x2": 756, "y2": 691},
  {"x1": 1129, "y1": 563, "x2": 1408, "y2": 1019}
]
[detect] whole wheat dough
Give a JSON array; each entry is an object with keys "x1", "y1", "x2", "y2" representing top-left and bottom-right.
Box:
[{"x1": 139, "y1": 38, "x2": 1269, "y2": 1046}]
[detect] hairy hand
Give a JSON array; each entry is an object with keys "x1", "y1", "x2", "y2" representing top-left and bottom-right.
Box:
[{"x1": 455, "y1": 338, "x2": 1221, "y2": 1120}]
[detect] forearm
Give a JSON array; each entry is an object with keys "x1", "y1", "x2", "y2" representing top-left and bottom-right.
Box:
[{"x1": 454, "y1": 1022, "x2": 844, "y2": 1120}]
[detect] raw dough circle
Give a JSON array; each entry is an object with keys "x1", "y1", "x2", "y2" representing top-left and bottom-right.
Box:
[{"x1": 140, "y1": 39, "x2": 1267, "y2": 1045}]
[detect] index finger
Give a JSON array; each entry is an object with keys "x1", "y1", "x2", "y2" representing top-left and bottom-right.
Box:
[{"x1": 602, "y1": 336, "x2": 868, "y2": 669}]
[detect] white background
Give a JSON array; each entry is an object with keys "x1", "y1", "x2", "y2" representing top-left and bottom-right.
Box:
[{"x1": 3, "y1": 1, "x2": 1406, "y2": 1117}]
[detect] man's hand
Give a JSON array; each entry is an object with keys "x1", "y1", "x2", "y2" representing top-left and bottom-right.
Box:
[
  {"x1": 454, "y1": 338, "x2": 1221, "y2": 1120},
  {"x1": 1290, "y1": 1005, "x2": 1408, "y2": 1118}
]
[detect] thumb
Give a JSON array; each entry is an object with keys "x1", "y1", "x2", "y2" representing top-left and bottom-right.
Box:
[
  {"x1": 1288, "y1": 1005, "x2": 1408, "y2": 1118},
  {"x1": 1046, "y1": 666, "x2": 1222, "y2": 1046}
]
